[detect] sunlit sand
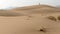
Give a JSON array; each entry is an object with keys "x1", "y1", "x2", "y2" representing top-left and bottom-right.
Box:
[{"x1": 0, "y1": 5, "x2": 60, "y2": 34}]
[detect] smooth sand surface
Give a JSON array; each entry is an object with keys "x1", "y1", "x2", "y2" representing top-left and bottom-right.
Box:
[{"x1": 0, "y1": 5, "x2": 60, "y2": 34}]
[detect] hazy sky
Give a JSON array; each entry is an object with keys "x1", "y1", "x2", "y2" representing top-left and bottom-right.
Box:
[{"x1": 0, "y1": 0, "x2": 60, "y2": 9}]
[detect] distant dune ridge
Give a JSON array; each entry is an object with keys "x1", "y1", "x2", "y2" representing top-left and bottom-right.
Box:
[
  {"x1": 0, "y1": 10, "x2": 24, "y2": 16},
  {"x1": 0, "y1": 5, "x2": 60, "y2": 16},
  {"x1": 11, "y1": 5, "x2": 57, "y2": 11}
]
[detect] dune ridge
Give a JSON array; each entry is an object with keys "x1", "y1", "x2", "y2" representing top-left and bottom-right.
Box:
[{"x1": 0, "y1": 5, "x2": 60, "y2": 17}]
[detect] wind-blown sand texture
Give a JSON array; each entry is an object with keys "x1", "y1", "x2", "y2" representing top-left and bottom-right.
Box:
[{"x1": 0, "y1": 5, "x2": 60, "y2": 34}]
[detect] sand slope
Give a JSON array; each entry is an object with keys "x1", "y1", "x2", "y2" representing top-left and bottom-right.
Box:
[
  {"x1": 10, "y1": 5, "x2": 60, "y2": 15},
  {"x1": 0, "y1": 5, "x2": 60, "y2": 34}
]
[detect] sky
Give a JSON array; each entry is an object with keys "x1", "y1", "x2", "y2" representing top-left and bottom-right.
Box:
[{"x1": 0, "y1": 0, "x2": 60, "y2": 9}]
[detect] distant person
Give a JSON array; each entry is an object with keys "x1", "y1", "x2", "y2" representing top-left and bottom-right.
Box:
[{"x1": 39, "y1": 3, "x2": 40, "y2": 5}]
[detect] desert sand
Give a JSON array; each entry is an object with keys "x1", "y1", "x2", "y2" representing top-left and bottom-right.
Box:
[{"x1": 0, "y1": 5, "x2": 60, "y2": 34}]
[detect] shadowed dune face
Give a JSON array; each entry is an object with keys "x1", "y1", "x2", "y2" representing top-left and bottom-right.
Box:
[{"x1": 0, "y1": 10, "x2": 24, "y2": 17}]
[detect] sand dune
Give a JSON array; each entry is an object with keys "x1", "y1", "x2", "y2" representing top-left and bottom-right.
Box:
[
  {"x1": 9, "y1": 5, "x2": 60, "y2": 16},
  {"x1": 0, "y1": 5, "x2": 60, "y2": 34},
  {"x1": 0, "y1": 10, "x2": 24, "y2": 17},
  {"x1": 12, "y1": 5, "x2": 55, "y2": 10}
]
